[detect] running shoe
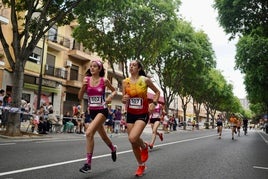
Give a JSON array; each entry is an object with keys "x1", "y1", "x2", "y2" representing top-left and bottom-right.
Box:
[
  {"x1": 149, "y1": 144, "x2": 153, "y2": 150},
  {"x1": 135, "y1": 165, "x2": 147, "y2": 177},
  {"x1": 141, "y1": 142, "x2": 148, "y2": 163},
  {"x1": 79, "y1": 163, "x2": 91, "y2": 173},
  {"x1": 111, "y1": 145, "x2": 117, "y2": 162},
  {"x1": 159, "y1": 133, "x2": 163, "y2": 141}
]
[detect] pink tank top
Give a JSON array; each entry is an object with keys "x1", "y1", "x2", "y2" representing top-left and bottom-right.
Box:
[
  {"x1": 86, "y1": 77, "x2": 106, "y2": 110},
  {"x1": 151, "y1": 104, "x2": 161, "y2": 118}
]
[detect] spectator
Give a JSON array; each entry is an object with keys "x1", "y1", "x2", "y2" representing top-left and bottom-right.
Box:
[
  {"x1": 47, "y1": 109, "x2": 62, "y2": 133},
  {"x1": 31, "y1": 112, "x2": 40, "y2": 134},
  {"x1": 192, "y1": 119, "x2": 196, "y2": 131},
  {"x1": 114, "y1": 107, "x2": 122, "y2": 134},
  {"x1": 71, "y1": 113, "x2": 78, "y2": 133},
  {"x1": 0, "y1": 100, "x2": 4, "y2": 130},
  {"x1": 37, "y1": 106, "x2": 48, "y2": 134},
  {"x1": 0, "y1": 89, "x2": 4, "y2": 102},
  {"x1": 63, "y1": 111, "x2": 74, "y2": 133},
  {"x1": 105, "y1": 104, "x2": 114, "y2": 133},
  {"x1": 76, "y1": 112, "x2": 84, "y2": 134},
  {"x1": 84, "y1": 108, "x2": 91, "y2": 131},
  {"x1": 120, "y1": 113, "x2": 127, "y2": 133}
]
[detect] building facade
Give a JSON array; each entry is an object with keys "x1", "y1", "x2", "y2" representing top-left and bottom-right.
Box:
[{"x1": 0, "y1": 7, "x2": 209, "y2": 121}]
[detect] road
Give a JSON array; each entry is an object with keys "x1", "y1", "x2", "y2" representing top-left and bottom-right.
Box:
[{"x1": 0, "y1": 127, "x2": 267, "y2": 179}]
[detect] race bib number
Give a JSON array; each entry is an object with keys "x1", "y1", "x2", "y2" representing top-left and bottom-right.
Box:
[
  {"x1": 129, "y1": 98, "x2": 143, "y2": 109},
  {"x1": 89, "y1": 96, "x2": 103, "y2": 107}
]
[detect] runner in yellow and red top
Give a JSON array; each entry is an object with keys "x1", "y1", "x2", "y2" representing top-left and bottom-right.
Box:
[
  {"x1": 229, "y1": 113, "x2": 238, "y2": 140},
  {"x1": 122, "y1": 60, "x2": 160, "y2": 177}
]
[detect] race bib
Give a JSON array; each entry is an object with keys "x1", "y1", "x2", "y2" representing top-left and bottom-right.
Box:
[
  {"x1": 129, "y1": 98, "x2": 143, "y2": 109},
  {"x1": 89, "y1": 96, "x2": 103, "y2": 107}
]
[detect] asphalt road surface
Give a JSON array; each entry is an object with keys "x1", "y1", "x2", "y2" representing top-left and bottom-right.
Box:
[{"x1": 0, "y1": 127, "x2": 267, "y2": 179}]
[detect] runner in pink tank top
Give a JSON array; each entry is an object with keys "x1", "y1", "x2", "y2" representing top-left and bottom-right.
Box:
[
  {"x1": 86, "y1": 76, "x2": 106, "y2": 110},
  {"x1": 78, "y1": 60, "x2": 117, "y2": 174},
  {"x1": 149, "y1": 103, "x2": 164, "y2": 149}
]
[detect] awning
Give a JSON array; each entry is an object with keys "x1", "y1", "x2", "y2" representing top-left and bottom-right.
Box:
[
  {"x1": 24, "y1": 83, "x2": 59, "y2": 94},
  {"x1": 147, "y1": 92, "x2": 164, "y2": 104}
]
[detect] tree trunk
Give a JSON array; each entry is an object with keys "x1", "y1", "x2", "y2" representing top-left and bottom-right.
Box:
[
  {"x1": 5, "y1": 112, "x2": 22, "y2": 136},
  {"x1": 183, "y1": 107, "x2": 187, "y2": 130},
  {"x1": 5, "y1": 59, "x2": 24, "y2": 136}
]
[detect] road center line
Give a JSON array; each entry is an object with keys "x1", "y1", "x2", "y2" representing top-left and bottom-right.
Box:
[
  {"x1": 253, "y1": 166, "x2": 268, "y2": 170},
  {"x1": 0, "y1": 134, "x2": 215, "y2": 177},
  {"x1": 0, "y1": 143, "x2": 16, "y2": 146}
]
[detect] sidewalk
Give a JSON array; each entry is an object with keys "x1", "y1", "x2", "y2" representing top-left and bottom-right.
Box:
[
  {"x1": 0, "y1": 122, "x2": 205, "y2": 141},
  {"x1": 0, "y1": 121, "x2": 84, "y2": 140}
]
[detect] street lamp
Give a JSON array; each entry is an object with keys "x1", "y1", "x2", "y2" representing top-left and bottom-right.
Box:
[{"x1": 36, "y1": 35, "x2": 46, "y2": 110}]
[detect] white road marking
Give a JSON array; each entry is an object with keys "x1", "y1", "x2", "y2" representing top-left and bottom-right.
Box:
[
  {"x1": 0, "y1": 143, "x2": 15, "y2": 146},
  {"x1": 257, "y1": 131, "x2": 268, "y2": 144},
  {"x1": 0, "y1": 134, "x2": 215, "y2": 177},
  {"x1": 253, "y1": 166, "x2": 268, "y2": 170}
]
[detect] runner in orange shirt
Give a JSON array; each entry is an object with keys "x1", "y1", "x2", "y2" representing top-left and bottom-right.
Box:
[{"x1": 229, "y1": 113, "x2": 238, "y2": 140}]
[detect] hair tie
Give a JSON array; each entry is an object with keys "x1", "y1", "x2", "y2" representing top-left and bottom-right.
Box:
[{"x1": 92, "y1": 60, "x2": 103, "y2": 69}]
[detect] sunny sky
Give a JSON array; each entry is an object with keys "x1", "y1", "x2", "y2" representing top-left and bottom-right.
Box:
[{"x1": 179, "y1": 0, "x2": 247, "y2": 99}]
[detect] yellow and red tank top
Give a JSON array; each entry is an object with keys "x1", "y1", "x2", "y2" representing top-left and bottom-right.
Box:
[{"x1": 124, "y1": 76, "x2": 148, "y2": 114}]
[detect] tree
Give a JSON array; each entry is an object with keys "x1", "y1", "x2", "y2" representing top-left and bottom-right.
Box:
[
  {"x1": 152, "y1": 20, "x2": 195, "y2": 115},
  {"x1": 0, "y1": 0, "x2": 83, "y2": 136},
  {"x1": 73, "y1": 0, "x2": 181, "y2": 79},
  {"x1": 213, "y1": 0, "x2": 268, "y2": 116},
  {"x1": 235, "y1": 32, "x2": 268, "y2": 114},
  {"x1": 213, "y1": 0, "x2": 268, "y2": 38}
]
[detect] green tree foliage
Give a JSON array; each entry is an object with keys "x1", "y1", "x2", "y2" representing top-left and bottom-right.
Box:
[
  {"x1": 73, "y1": 0, "x2": 181, "y2": 78},
  {"x1": 0, "y1": 0, "x2": 83, "y2": 136},
  {"x1": 213, "y1": 0, "x2": 268, "y2": 38},
  {"x1": 236, "y1": 32, "x2": 268, "y2": 112},
  {"x1": 214, "y1": 0, "x2": 268, "y2": 115}
]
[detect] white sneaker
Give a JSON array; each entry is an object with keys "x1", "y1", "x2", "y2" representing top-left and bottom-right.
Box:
[{"x1": 33, "y1": 131, "x2": 38, "y2": 134}]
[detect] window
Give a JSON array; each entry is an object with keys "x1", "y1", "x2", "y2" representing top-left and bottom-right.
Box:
[
  {"x1": 28, "y1": 47, "x2": 42, "y2": 64},
  {"x1": 48, "y1": 25, "x2": 58, "y2": 42},
  {"x1": 45, "y1": 54, "x2": 56, "y2": 75},
  {"x1": 70, "y1": 65, "x2": 79, "y2": 80}
]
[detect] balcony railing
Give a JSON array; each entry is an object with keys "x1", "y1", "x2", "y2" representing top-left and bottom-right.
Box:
[
  {"x1": 47, "y1": 35, "x2": 71, "y2": 49},
  {"x1": 45, "y1": 64, "x2": 68, "y2": 79}
]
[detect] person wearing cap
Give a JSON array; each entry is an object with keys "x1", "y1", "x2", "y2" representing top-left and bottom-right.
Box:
[{"x1": 78, "y1": 60, "x2": 117, "y2": 174}]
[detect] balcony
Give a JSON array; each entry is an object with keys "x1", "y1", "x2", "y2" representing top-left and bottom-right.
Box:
[
  {"x1": 47, "y1": 35, "x2": 71, "y2": 51},
  {"x1": 66, "y1": 73, "x2": 84, "y2": 88},
  {"x1": 68, "y1": 41, "x2": 92, "y2": 61},
  {"x1": 44, "y1": 64, "x2": 68, "y2": 79}
]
